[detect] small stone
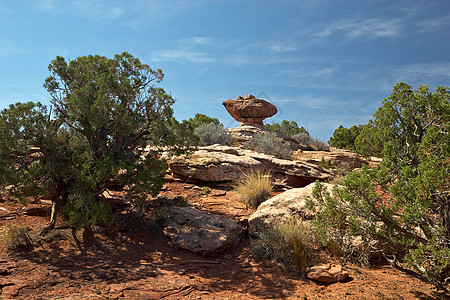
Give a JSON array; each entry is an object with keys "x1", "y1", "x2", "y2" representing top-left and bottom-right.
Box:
[{"x1": 307, "y1": 263, "x2": 350, "y2": 283}]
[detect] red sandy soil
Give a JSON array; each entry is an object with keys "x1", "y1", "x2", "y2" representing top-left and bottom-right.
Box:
[{"x1": 0, "y1": 181, "x2": 447, "y2": 299}]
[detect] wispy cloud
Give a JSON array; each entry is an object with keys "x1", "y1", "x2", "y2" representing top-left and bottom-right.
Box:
[
  {"x1": 71, "y1": 0, "x2": 124, "y2": 20},
  {"x1": 274, "y1": 95, "x2": 339, "y2": 109},
  {"x1": 33, "y1": 0, "x2": 58, "y2": 11},
  {"x1": 316, "y1": 18, "x2": 400, "y2": 40},
  {"x1": 393, "y1": 62, "x2": 450, "y2": 83},
  {"x1": 177, "y1": 36, "x2": 216, "y2": 46},
  {"x1": 148, "y1": 49, "x2": 214, "y2": 63},
  {"x1": 0, "y1": 39, "x2": 26, "y2": 57},
  {"x1": 419, "y1": 15, "x2": 450, "y2": 32},
  {"x1": 276, "y1": 67, "x2": 337, "y2": 78}
]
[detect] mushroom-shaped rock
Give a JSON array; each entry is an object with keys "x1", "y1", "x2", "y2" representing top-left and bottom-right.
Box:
[{"x1": 223, "y1": 95, "x2": 277, "y2": 126}]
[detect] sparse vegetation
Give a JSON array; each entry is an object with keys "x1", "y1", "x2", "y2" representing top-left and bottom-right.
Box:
[
  {"x1": 194, "y1": 122, "x2": 235, "y2": 146},
  {"x1": 0, "y1": 224, "x2": 33, "y2": 252},
  {"x1": 246, "y1": 132, "x2": 293, "y2": 159},
  {"x1": 252, "y1": 219, "x2": 315, "y2": 273},
  {"x1": 292, "y1": 133, "x2": 330, "y2": 151},
  {"x1": 234, "y1": 169, "x2": 273, "y2": 209}
]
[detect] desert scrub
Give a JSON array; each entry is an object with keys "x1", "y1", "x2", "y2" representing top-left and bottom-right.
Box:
[
  {"x1": 252, "y1": 219, "x2": 316, "y2": 273},
  {"x1": 245, "y1": 132, "x2": 293, "y2": 160},
  {"x1": 194, "y1": 122, "x2": 235, "y2": 146},
  {"x1": 0, "y1": 224, "x2": 33, "y2": 251},
  {"x1": 234, "y1": 169, "x2": 273, "y2": 209},
  {"x1": 292, "y1": 133, "x2": 330, "y2": 151}
]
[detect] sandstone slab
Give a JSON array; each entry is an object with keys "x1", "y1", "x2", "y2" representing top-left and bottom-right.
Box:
[
  {"x1": 307, "y1": 263, "x2": 350, "y2": 283},
  {"x1": 248, "y1": 182, "x2": 336, "y2": 235},
  {"x1": 163, "y1": 206, "x2": 243, "y2": 256}
]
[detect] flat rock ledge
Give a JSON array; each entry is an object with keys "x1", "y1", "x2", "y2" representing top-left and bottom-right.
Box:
[
  {"x1": 167, "y1": 145, "x2": 334, "y2": 188},
  {"x1": 163, "y1": 206, "x2": 243, "y2": 256}
]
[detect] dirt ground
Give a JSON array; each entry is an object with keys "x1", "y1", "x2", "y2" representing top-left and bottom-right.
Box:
[{"x1": 0, "y1": 181, "x2": 447, "y2": 299}]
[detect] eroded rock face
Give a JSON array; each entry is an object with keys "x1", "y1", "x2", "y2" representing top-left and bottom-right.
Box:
[
  {"x1": 163, "y1": 206, "x2": 243, "y2": 256},
  {"x1": 248, "y1": 182, "x2": 336, "y2": 235},
  {"x1": 293, "y1": 148, "x2": 368, "y2": 169},
  {"x1": 307, "y1": 263, "x2": 350, "y2": 283},
  {"x1": 167, "y1": 145, "x2": 334, "y2": 187},
  {"x1": 222, "y1": 95, "x2": 277, "y2": 126}
]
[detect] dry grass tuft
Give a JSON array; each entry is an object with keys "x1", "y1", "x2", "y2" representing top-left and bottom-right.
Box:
[
  {"x1": 252, "y1": 219, "x2": 316, "y2": 273},
  {"x1": 234, "y1": 169, "x2": 273, "y2": 209},
  {"x1": 0, "y1": 224, "x2": 33, "y2": 252}
]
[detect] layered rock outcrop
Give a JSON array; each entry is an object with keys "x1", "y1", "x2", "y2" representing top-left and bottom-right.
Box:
[
  {"x1": 167, "y1": 145, "x2": 334, "y2": 187},
  {"x1": 222, "y1": 95, "x2": 277, "y2": 126}
]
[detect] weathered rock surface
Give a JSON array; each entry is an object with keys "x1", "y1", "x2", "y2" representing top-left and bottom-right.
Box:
[
  {"x1": 223, "y1": 95, "x2": 277, "y2": 126},
  {"x1": 293, "y1": 148, "x2": 368, "y2": 169},
  {"x1": 163, "y1": 206, "x2": 243, "y2": 256},
  {"x1": 307, "y1": 263, "x2": 350, "y2": 283},
  {"x1": 167, "y1": 145, "x2": 334, "y2": 187},
  {"x1": 248, "y1": 182, "x2": 336, "y2": 235}
]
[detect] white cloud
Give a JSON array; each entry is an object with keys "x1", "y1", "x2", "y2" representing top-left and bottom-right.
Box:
[
  {"x1": 0, "y1": 39, "x2": 26, "y2": 57},
  {"x1": 419, "y1": 15, "x2": 450, "y2": 32},
  {"x1": 33, "y1": 0, "x2": 58, "y2": 11},
  {"x1": 393, "y1": 62, "x2": 450, "y2": 83},
  {"x1": 177, "y1": 36, "x2": 215, "y2": 46},
  {"x1": 148, "y1": 49, "x2": 214, "y2": 63},
  {"x1": 316, "y1": 18, "x2": 400, "y2": 40},
  {"x1": 71, "y1": 0, "x2": 124, "y2": 20}
]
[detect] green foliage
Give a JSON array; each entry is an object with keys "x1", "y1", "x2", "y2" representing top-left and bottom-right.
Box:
[
  {"x1": 234, "y1": 169, "x2": 273, "y2": 209},
  {"x1": 194, "y1": 122, "x2": 235, "y2": 146},
  {"x1": 246, "y1": 132, "x2": 293, "y2": 159},
  {"x1": 252, "y1": 219, "x2": 315, "y2": 272},
  {"x1": 0, "y1": 52, "x2": 194, "y2": 233},
  {"x1": 308, "y1": 83, "x2": 450, "y2": 287},
  {"x1": 187, "y1": 113, "x2": 221, "y2": 129},
  {"x1": 265, "y1": 120, "x2": 309, "y2": 137},
  {"x1": 328, "y1": 125, "x2": 362, "y2": 151}
]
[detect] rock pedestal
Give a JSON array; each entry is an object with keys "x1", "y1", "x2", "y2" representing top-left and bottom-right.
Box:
[{"x1": 222, "y1": 95, "x2": 277, "y2": 126}]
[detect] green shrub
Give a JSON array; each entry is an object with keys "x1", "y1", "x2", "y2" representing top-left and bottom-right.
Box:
[
  {"x1": 265, "y1": 120, "x2": 309, "y2": 137},
  {"x1": 252, "y1": 219, "x2": 315, "y2": 272},
  {"x1": 234, "y1": 170, "x2": 273, "y2": 209},
  {"x1": 246, "y1": 132, "x2": 293, "y2": 160},
  {"x1": 194, "y1": 122, "x2": 235, "y2": 146},
  {"x1": 0, "y1": 224, "x2": 33, "y2": 252}
]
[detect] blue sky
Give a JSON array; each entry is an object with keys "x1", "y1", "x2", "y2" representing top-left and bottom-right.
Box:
[{"x1": 1, "y1": 0, "x2": 450, "y2": 141}]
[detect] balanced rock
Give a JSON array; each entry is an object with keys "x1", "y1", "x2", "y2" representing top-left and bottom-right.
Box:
[
  {"x1": 163, "y1": 206, "x2": 243, "y2": 256},
  {"x1": 223, "y1": 95, "x2": 277, "y2": 126},
  {"x1": 307, "y1": 263, "x2": 350, "y2": 283}
]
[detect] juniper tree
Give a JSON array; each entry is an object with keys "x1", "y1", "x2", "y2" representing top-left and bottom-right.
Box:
[
  {"x1": 308, "y1": 83, "x2": 450, "y2": 287},
  {"x1": 0, "y1": 52, "x2": 194, "y2": 237}
]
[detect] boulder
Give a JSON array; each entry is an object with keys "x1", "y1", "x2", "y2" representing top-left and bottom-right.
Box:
[
  {"x1": 167, "y1": 145, "x2": 334, "y2": 187},
  {"x1": 307, "y1": 263, "x2": 350, "y2": 283},
  {"x1": 222, "y1": 95, "x2": 277, "y2": 126},
  {"x1": 248, "y1": 182, "x2": 336, "y2": 235},
  {"x1": 163, "y1": 206, "x2": 243, "y2": 256}
]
